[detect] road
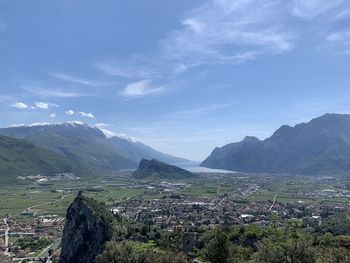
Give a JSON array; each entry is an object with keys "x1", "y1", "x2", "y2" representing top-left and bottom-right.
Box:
[
  {"x1": 21, "y1": 193, "x2": 73, "y2": 215},
  {"x1": 4, "y1": 218, "x2": 9, "y2": 253},
  {"x1": 269, "y1": 195, "x2": 277, "y2": 211},
  {"x1": 213, "y1": 196, "x2": 227, "y2": 210}
]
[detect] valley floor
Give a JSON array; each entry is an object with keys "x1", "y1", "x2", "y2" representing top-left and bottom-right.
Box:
[{"x1": 0, "y1": 172, "x2": 349, "y2": 261}]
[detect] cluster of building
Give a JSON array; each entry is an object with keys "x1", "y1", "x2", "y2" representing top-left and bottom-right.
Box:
[
  {"x1": 0, "y1": 215, "x2": 64, "y2": 262},
  {"x1": 17, "y1": 174, "x2": 80, "y2": 185},
  {"x1": 298, "y1": 188, "x2": 350, "y2": 198},
  {"x1": 112, "y1": 181, "x2": 348, "y2": 232},
  {"x1": 114, "y1": 182, "x2": 262, "y2": 230}
]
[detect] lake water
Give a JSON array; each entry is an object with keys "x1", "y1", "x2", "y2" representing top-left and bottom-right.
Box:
[{"x1": 179, "y1": 163, "x2": 235, "y2": 173}]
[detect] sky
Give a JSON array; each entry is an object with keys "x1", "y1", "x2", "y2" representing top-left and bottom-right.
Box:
[{"x1": 1, "y1": 0, "x2": 350, "y2": 161}]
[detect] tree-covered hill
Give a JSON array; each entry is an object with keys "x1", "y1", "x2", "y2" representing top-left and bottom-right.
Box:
[{"x1": 132, "y1": 159, "x2": 195, "y2": 179}]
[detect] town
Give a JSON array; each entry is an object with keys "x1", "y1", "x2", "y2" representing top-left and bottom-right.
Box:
[{"x1": 1, "y1": 172, "x2": 349, "y2": 262}]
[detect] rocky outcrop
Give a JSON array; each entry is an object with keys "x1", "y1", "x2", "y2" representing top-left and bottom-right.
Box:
[
  {"x1": 132, "y1": 159, "x2": 194, "y2": 179},
  {"x1": 59, "y1": 192, "x2": 114, "y2": 263}
]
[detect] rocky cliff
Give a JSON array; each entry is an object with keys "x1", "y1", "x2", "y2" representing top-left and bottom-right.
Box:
[{"x1": 59, "y1": 192, "x2": 115, "y2": 263}]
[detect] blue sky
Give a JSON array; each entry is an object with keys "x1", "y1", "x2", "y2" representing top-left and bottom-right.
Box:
[{"x1": 1, "y1": 0, "x2": 350, "y2": 161}]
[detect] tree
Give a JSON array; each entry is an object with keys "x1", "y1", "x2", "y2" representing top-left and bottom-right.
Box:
[
  {"x1": 96, "y1": 241, "x2": 187, "y2": 263},
  {"x1": 204, "y1": 228, "x2": 231, "y2": 263}
]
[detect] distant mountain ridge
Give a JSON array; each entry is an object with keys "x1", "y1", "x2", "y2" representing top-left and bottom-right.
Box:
[
  {"x1": 201, "y1": 114, "x2": 350, "y2": 175},
  {"x1": 0, "y1": 134, "x2": 76, "y2": 182},
  {"x1": 0, "y1": 122, "x2": 188, "y2": 171}
]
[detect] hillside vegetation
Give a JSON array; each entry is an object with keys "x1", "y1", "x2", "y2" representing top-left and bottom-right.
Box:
[{"x1": 0, "y1": 135, "x2": 76, "y2": 182}]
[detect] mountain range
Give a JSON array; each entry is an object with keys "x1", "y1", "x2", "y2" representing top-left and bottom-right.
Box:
[
  {"x1": 0, "y1": 134, "x2": 77, "y2": 182},
  {"x1": 201, "y1": 114, "x2": 350, "y2": 175},
  {"x1": 0, "y1": 122, "x2": 188, "y2": 174}
]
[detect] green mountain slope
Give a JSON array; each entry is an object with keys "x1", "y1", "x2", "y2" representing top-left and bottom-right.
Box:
[
  {"x1": 0, "y1": 122, "x2": 137, "y2": 170},
  {"x1": 0, "y1": 135, "x2": 76, "y2": 182}
]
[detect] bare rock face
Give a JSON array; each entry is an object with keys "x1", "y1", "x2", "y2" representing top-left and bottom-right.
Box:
[{"x1": 59, "y1": 193, "x2": 114, "y2": 263}]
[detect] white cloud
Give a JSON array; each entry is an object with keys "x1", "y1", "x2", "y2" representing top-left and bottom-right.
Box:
[
  {"x1": 79, "y1": 111, "x2": 95, "y2": 118},
  {"x1": 51, "y1": 72, "x2": 112, "y2": 86},
  {"x1": 34, "y1": 101, "x2": 59, "y2": 110},
  {"x1": 93, "y1": 123, "x2": 139, "y2": 141},
  {"x1": 49, "y1": 113, "x2": 56, "y2": 118},
  {"x1": 115, "y1": 133, "x2": 140, "y2": 143},
  {"x1": 94, "y1": 123, "x2": 118, "y2": 138},
  {"x1": 98, "y1": 128, "x2": 117, "y2": 138},
  {"x1": 35, "y1": 102, "x2": 49, "y2": 109},
  {"x1": 10, "y1": 101, "x2": 59, "y2": 110},
  {"x1": 121, "y1": 80, "x2": 164, "y2": 98},
  {"x1": 94, "y1": 123, "x2": 112, "y2": 128},
  {"x1": 65, "y1": 110, "x2": 75, "y2": 115},
  {"x1": 11, "y1": 102, "x2": 28, "y2": 109},
  {"x1": 65, "y1": 109, "x2": 95, "y2": 118},
  {"x1": 182, "y1": 19, "x2": 206, "y2": 34}
]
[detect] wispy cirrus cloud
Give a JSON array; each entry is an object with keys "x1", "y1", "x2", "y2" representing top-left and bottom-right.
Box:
[
  {"x1": 97, "y1": 62, "x2": 156, "y2": 79},
  {"x1": 326, "y1": 29, "x2": 350, "y2": 55},
  {"x1": 165, "y1": 103, "x2": 236, "y2": 120},
  {"x1": 120, "y1": 80, "x2": 165, "y2": 98},
  {"x1": 334, "y1": 9, "x2": 350, "y2": 20},
  {"x1": 50, "y1": 72, "x2": 113, "y2": 86},
  {"x1": 21, "y1": 84, "x2": 93, "y2": 98},
  {"x1": 292, "y1": 0, "x2": 343, "y2": 19},
  {"x1": 162, "y1": 0, "x2": 295, "y2": 66},
  {"x1": 98, "y1": 0, "x2": 350, "y2": 82}
]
